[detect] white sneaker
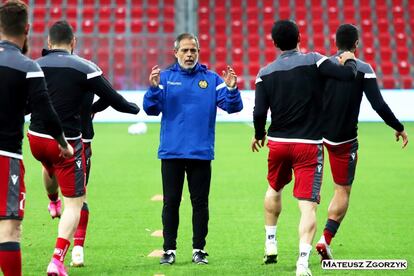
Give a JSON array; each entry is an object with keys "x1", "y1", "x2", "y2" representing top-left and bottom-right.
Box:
[
  {"x1": 263, "y1": 241, "x2": 278, "y2": 264},
  {"x1": 70, "y1": 245, "x2": 84, "y2": 267},
  {"x1": 315, "y1": 236, "x2": 333, "y2": 261},
  {"x1": 296, "y1": 263, "x2": 312, "y2": 276}
]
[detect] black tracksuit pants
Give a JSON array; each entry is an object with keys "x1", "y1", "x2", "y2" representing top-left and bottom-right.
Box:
[{"x1": 161, "y1": 159, "x2": 211, "y2": 251}]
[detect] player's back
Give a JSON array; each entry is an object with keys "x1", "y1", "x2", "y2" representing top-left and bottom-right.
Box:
[
  {"x1": 255, "y1": 50, "x2": 325, "y2": 141},
  {"x1": 30, "y1": 50, "x2": 101, "y2": 138},
  {"x1": 0, "y1": 41, "x2": 44, "y2": 155},
  {"x1": 323, "y1": 54, "x2": 374, "y2": 142}
]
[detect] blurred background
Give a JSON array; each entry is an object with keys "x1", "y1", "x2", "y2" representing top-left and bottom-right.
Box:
[{"x1": 23, "y1": 0, "x2": 414, "y2": 91}]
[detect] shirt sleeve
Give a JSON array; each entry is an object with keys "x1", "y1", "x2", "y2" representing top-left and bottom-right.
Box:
[
  {"x1": 253, "y1": 73, "x2": 268, "y2": 140},
  {"x1": 87, "y1": 75, "x2": 140, "y2": 114},
  {"x1": 215, "y1": 75, "x2": 243, "y2": 114},
  {"x1": 315, "y1": 53, "x2": 357, "y2": 81},
  {"x1": 362, "y1": 67, "x2": 404, "y2": 132},
  {"x1": 143, "y1": 74, "x2": 165, "y2": 116}
]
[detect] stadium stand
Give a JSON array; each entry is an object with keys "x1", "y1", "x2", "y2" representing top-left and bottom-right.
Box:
[{"x1": 26, "y1": 0, "x2": 412, "y2": 90}]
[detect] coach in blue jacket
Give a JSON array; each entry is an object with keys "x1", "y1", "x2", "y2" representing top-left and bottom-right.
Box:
[{"x1": 144, "y1": 33, "x2": 243, "y2": 265}]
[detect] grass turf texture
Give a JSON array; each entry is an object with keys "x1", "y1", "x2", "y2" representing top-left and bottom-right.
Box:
[{"x1": 20, "y1": 122, "x2": 413, "y2": 275}]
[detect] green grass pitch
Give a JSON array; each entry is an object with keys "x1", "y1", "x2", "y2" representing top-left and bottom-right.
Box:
[{"x1": 20, "y1": 122, "x2": 413, "y2": 275}]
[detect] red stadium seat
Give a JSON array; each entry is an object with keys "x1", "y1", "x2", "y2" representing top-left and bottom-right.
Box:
[
  {"x1": 163, "y1": 20, "x2": 175, "y2": 33},
  {"x1": 393, "y1": 18, "x2": 405, "y2": 33},
  {"x1": 82, "y1": 20, "x2": 94, "y2": 33},
  {"x1": 66, "y1": 7, "x2": 77, "y2": 19},
  {"x1": 265, "y1": 48, "x2": 276, "y2": 63},
  {"x1": 248, "y1": 62, "x2": 260, "y2": 76},
  {"x1": 67, "y1": 0, "x2": 77, "y2": 6},
  {"x1": 231, "y1": 20, "x2": 243, "y2": 35},
  {"x1": 164, "y1": 6, "x2": 175, "y2": 19},
  {"x1": 247, "y1": 6, "x2": 258, "y2": 19},
  {"x1": 33, "y1": 8, "x2": 46, "y2": 19},
  {"x1": 50, "y1": 0, "x2": 63, "y2": 4},
  {"x1": 68, "y1": 20, "x2": 77, "y2": 32},
  {"x1": 32, "y1": 21, "x2": 46, "y2": 33},
  {"x1": 215, "y1": 47, "x2": 227, "y2": 64},
  {"x1": 115, "y1": 7, "x2": 126, "y2": 19},
  {"x1": 198, "y1": 19, "x2": 210, "y2": 34},
  {"x1": 231, "y1": 35, "x2": 244, "y2": 48},
  {"x1": 401, "y1": 77, "x2": 413, "y2": 88},
  {"x1": 363, "y1": 47, "x2": 375, "y2": 63},
  {"x1": 131, "y1": 7, "x2": 143, "y2": 19},
  {"x1": 380, "y1": 48, "x2": 392, "y2": 60},
  {"x1": 295, "y1": 7, "x2": 307, "y2": 20},
  {"x1": 396, "y1": 48, "x2": 408, "y2": 60},
  {"x1": 214, "y1": 34, "x2": 227, "y2": 48},
  {"x1": 398, "y1": 60, "x2": 410, "y2": 75},
  {"x1": 382, "y1": 77, "x2": 395, "y2": 89},
  {"x1": 395, "y1": 33, "x2": 407, "y2": 47},
  {"x1": 99, "y1": 6, "x2": 111, "y2": 19},
  {"x1": 231, "y1": 7, "x2": 243, "y2": 20},
  {"x1": 80, "y1": 48, "x2": 93, "y2": 61},
  {"x1": 232, "y1": 48, "x2": 243, "y2": 63},
  {"x1": 82, "y1": 7, "x2": 95, "y2": 19},
  {"x1": 263, "y1": 6, "x2": 274, "y2": 21},
  {"x1": 115, "y1": 19, "x2": 126, "y2": 33},
  {"x1": 278, "y1": 7, "x2": 290, "y2": 19},
  {"x1": 380, "y1": 62, "x2": 394, "y2": 75},
  {"x1": 131, "y1": 20, "x2": 143, "y2": 33},
  {"x1": 147, "y1": 20, "x2": 159, "y2": 33},
  {"x1": 199, "y1": 6, "x2": 209, "y2": 20},
  {"x1": 147, "y1": 7, "x2": 158, "y2": 19},
  {"x1": 98, "y1": 20, "x2": 111, "y2": 33},
  {"x1": 50, "y1": 6, "x2": 62, "y2": 19}
]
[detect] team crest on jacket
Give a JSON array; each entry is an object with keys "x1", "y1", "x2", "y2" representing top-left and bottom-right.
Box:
[{"x1": 198, "y1": 80, "x2": 208, "y2": 89}]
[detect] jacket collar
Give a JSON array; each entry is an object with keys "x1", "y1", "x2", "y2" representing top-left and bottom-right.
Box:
[
  {"x1": 0, "y1": 40, "x2": 22, "y2": 52},
  {"x1": 278, "y1": 49, "x2": 299, "y2": 59},
  {"x1": 41, "y1": 48, "x2": 71, "y2": 56},
  {"x1": 171, "y1": 62, "x2": 207, "y2": 74}
]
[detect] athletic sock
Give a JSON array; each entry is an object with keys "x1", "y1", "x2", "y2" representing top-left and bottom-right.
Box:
[
  {"x1": 0, "y1": 242, "x2": 21, "y2": 276},
  {"x1": 52, "y1": 238, "x2": 70, "y2": 262},
  {"x1": 74, "y1": 203, "x2": 89, "y2": 247},
  {"x1": 48, "y1": 193, "x2": 59, "y2": 202},
  {"x1": 265, "y1": 225, "x2": 277, "y2": 242},
  {"x1": 297, "y1": 242, "x2": 312, "y2": 267},
  {"x1": 323, "y1": 219, "x2": 340, "y2": 245}
]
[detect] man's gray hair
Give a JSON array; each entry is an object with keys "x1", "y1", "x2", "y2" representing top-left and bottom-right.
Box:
[{"x1": 174, "y1": 33, "x2": 200, "y2": 50}]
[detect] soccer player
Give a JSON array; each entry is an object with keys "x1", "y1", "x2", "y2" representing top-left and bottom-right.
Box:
[
  {"x1": 27, "y1": 20, "x2": 139, "y2": 275},
  {"x1": 315, "y1": 24, "x2": 408, "y2": 261},
  {"x1": 0, "y1": 1, "x2": 72, "y2": 275},
  {"x1": 251, "y1": 20, "x2": 357, "y2": 276},
  {"x1": 144, "y1": 33, "x2": 243, "y2": 265}
]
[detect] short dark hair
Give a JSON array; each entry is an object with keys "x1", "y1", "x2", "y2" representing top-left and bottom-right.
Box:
[
  {"x1": 271, "y1": 20, "x2": 299, "y2": 51},
  {"x1": 0, "y1": 0, "x2": 28, "y2": 36},
  {"x1": 336, "y1": 24, "x2": 359, "y2": 51},
  {"x1": 174, "y1": 33, "x2": 199, "y2": 50},
  {"x1": 49, "y1": 20, "x2": 74, "y2": 45}
]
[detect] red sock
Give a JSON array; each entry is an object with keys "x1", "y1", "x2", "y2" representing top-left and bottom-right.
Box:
[
  {"x1": 48, "y1": 193, "x2": 58, "y2": 202},
  {"x1": 0, "y1": 242, "x2": 22, "y2": 276},
  {"x1": 52, "y1": 238, "x2": 70, "y2": 262},
  {"x1": 323, "y1": 229, "x2": 334, "y2": 245},
  {"x1": 74, "y1": 205, "x2": 89, "y2": 247}
]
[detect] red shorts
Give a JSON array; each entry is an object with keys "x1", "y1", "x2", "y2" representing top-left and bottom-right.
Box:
[
  {"x1": 0, "y1": 155, "x2": 26, "y2": 220},
  {"x1": 324, "y1": 139, "x2": 358, "y2": 185},
  {"x1": 267, "y1": 141, "x2": 323, "y2": 203},
  {"x1": 83, "y1": 141, "x2": 92, "y2": 185},
  {"x1": 28, "y1": 133, "x2": 86, "y2": 197}
]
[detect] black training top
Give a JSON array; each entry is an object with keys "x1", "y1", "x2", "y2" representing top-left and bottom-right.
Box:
[
  {"x1": 29, "y1": 49, "x2": 139, "y2": 139},
  {"x1": 322, "y1": 52, "x2": 404, "y2": 144},
  {"x1": 254, "y1": 49, "x2": 357, "y2": 143},
  {"x1": 0, "y1": 41, "x2": 63, "y2": 158}
]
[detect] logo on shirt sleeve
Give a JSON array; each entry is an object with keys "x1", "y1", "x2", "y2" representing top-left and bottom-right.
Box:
[{"x1": 198, "y1": 80, "x2": 208, "y2": 89}]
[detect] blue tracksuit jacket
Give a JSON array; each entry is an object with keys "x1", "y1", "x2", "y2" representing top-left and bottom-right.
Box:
[{"x1": 143, "y1": 62, "x2": 243, "y2": 160}]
